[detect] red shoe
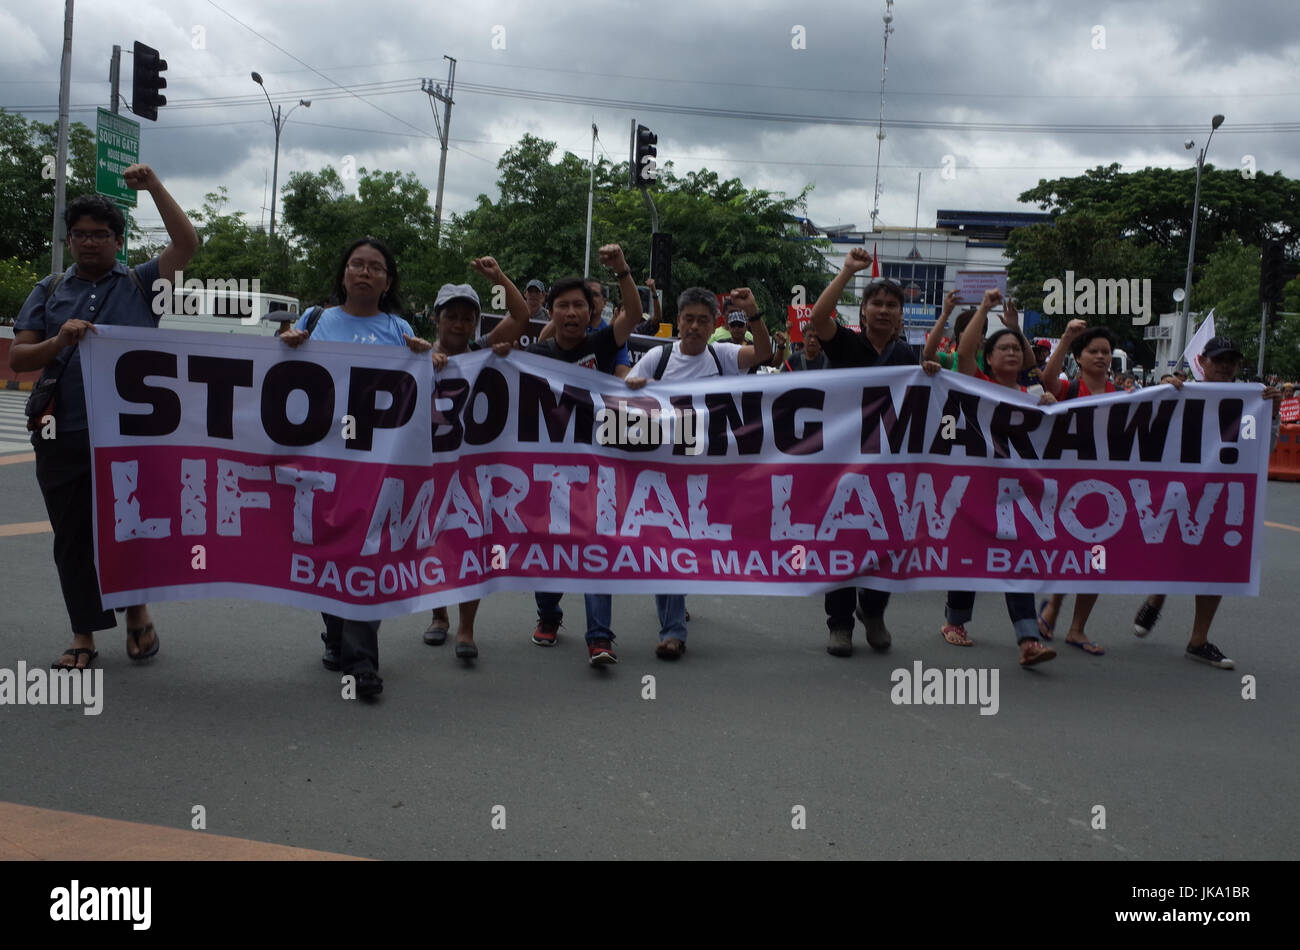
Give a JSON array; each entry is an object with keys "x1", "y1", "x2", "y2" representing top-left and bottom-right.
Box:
[
  {"x1": 588, "y1": 638, "x2": 617, "y2": 665},
  {"x1": 532, "y1": 619, "x2": 560, "y2": 646}
]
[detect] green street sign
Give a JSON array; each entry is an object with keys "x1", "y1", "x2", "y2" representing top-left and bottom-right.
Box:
[{"x1": 95, "y1": 108, "x2": 140, "y2": 207}]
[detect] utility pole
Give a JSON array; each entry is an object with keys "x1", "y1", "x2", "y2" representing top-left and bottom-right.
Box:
[
  {"x1": 422, "y1": 56, "x2": 456, "y2": 246},
  {"x1": 51, "y1": 0, "x2": 74, "y2": 276},
  {"x1": 583, "y1": 122, "x2": 596, "y2": 278}
]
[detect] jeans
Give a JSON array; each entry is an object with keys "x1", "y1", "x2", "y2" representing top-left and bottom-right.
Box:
[
  {"x1": 535, "y1": 592, "x2": 688, "y2": 642},
  {"x1": 945, "y1": 591, "x2": 1040, "y2": 644},
  {"x1": 824, "y1": 587, "x2": 890, "y2": 631}
]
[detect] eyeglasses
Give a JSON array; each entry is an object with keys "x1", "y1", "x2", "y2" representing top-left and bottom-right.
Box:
[
  {"x1": 69, "y1": 229, "x2": 115, "y2": 243},
  {"x1": 347, "y1": 259, "x2": 388, "y2": 275}
]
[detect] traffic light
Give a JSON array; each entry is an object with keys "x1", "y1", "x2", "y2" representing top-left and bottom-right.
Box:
[
  {"x1": 132, "y1": 41, "x2": 167, "y2": 121},
  {"x1": 630, "y1": 122, "x2": 658, "y2": 188},
  {"x1": 1261, "y1": 239, "x2": 1285, "y2": 305}
]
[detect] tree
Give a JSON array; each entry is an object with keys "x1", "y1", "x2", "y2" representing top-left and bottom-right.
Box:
[
  {"x1": 280, "y1": 165, "x2": 439, "y2": 311},
  {"x1": 0, "y1": 110, "x2": 95, "y2": 265},
  {"x1": 1191, "y1": 236, "x2": 1300, "y2": 379},
  {"x1": 1007, "y1": 164, "x2": 1300, "y2": 365},
  {"x1": 0, "y1": 257, "x2": 42, "y2": 323},
  {"x1": 450, "y1": 134, "x2": 828, "y2": 322}
]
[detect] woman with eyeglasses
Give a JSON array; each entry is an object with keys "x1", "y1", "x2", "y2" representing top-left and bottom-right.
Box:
[
  {"x1": 279, "y1": 236, "x2": 432, "y2": 700},
  {"x1": 941, "y1": 288, "x2": 1058, "y2": 667},
  {"x1": 420, "y1": 257, "x2": 532, "y2": 660}
]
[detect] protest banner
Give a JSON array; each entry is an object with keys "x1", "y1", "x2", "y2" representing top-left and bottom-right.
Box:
[{"x1": 81, "y1": 327, "x2": 1270, "y2": 619}]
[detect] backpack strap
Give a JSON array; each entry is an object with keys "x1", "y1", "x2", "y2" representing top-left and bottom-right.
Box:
[
  {"x1": 652, "y1": 342, "x2": 674, "y2": 380},
  {"x1": 707, "y1": 344, "x2": 722, "y2": 375},
  {"x1": 304, "y1": 306, "x2": 326, "y2": 336}
]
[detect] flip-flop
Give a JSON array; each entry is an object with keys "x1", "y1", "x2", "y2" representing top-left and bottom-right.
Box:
[
  {"x1": 941, "y1": 624, "x2": 973, "y2": 647},
  {"x1": 1019, "y1": 642, "x2": 1057, "y2": 666},
  {"x1": 1036, "y1": 600, "x2": 1055, "y2": 640},
  {"x1": 1065, "y1": 638, "x2": 1105, "y2": 655},
  {"x1": 52, "y1": 648, "x2": 97, "y2": 671},
  {"x1": 126, "y1": 624, "x2": 160, "y2": 661}
]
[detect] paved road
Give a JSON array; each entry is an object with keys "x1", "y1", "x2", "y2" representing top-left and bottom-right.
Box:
[{"x1": 1, "y1": 441, "x2": 1297, "y2": 860}]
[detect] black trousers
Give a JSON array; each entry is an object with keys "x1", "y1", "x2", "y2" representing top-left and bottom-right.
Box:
[
  {"x1": 824, "y1": 587, "x2": 891, "y2": 631},
  {"x1": 33, "y1": 428, "x2": 116, "y2": 634},
  {"x1": 321, "y1": 614, "x2": 381, "y2": 674}
]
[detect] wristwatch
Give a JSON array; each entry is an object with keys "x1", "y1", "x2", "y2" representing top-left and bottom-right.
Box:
[{"x1": 613, "y1": 269, "x2": 631, "y2": 280}]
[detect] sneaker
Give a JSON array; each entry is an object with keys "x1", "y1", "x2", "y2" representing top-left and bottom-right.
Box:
[
  {"x1": 1186, "y1": 641, "x2": 1234, "y2": 669},
  {"x1": 321, "y1": 632, "x2": 341, "y2": 671},
  {"x1": 1133, "y1": 601, "x2": 1161, "y2": 637},
  {"x1": 588, "y1": 638, "x2": 617, "y2": 666},
  {"x1": 826, "y1": 628, "x2": 853, "y2": 658},
  {"x1": 532, "y1": 619, "x2": 560, "y2": 646},
  {"x1": 856, "y1": 607, "x2": 892, "y2": 652}
]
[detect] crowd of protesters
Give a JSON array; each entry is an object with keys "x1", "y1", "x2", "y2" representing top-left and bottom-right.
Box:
[{"x1": 10, "y1": 181, "x2": 1285, "y2": 700}]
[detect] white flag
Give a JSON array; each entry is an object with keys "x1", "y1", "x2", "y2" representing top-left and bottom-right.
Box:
[{"x1": 1182, "y1": 309, "x2": 1216, "y2": 380}]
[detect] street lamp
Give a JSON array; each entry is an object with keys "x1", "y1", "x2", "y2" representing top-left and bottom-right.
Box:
[
  {"x1": 251, "y1": 71, "x2": 310, "y2": 238},
  {"x1": 1172, "y1": 113, "x2": 1224, "y2": 372}
]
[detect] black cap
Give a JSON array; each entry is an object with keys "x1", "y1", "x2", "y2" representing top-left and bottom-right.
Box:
[{"x1": 1202, "y1": 336, "x2": 1243, "y2": 360}]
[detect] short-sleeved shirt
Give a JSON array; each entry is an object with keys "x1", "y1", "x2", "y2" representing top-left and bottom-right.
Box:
[
  {"x1": 973, "y1": 368, "x2": 1027, "y2": 393},
  {"x1": 589, "y1": 318, "x2": 632, "y2": 368},
  {"x1": 709, "y1": 326, "x2": 752, "y2": 344},
  {"x1": 785, "y1": 352, "x2": 830, "y2": 372},
  {"x1": 628, "y1": 341, "x2": 744, "y2": 380},
  {"x1": 1058, "y1": 377, "x2": 1117, "y2": 400},
  {"x1": 293, "y1": 306, "x2": 414, "y2": 346},
  {"x1": 527, "y1": 323, "x2": 622, "y2": 374},
  {"x1": 15, "y1": 258, "x2": 163, "y2": 432},
  {"x1": 937, "y1": 349, "x2": 987, "y2": 373},
  {"x1": 820, "y1": 324, "x2": 918, "y2": 369}
]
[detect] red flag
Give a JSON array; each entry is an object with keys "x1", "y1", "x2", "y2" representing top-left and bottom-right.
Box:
[{"x1": 871, "y1": 243, "x2": 880, "y2": 278}]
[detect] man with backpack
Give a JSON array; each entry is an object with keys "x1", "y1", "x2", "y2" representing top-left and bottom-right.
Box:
[{"x1": 623, "y1": 286, "x2": 771, "y2": 659}]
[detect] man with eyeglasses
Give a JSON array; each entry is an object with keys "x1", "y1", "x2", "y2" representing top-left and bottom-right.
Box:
[{"x1": 10, "y1": 165, "x2": 198, "y2": 671}]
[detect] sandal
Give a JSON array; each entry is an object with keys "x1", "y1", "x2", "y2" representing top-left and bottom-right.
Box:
[
  {"x1": 1036, "y1": 599, "x2": 1055, "y2": 640},
  {"x1": 1019, "y1": 640, "x2": 1057, "y2": 666},
  {"x1": 1065, "y1": 638, "x2": 1105, "y2": 655},
  {"x1": 941, "y1": 623, "x2": 973, "y2": 647},
  {"x1": 126, "y1": 624, "x2": 160, "y2": 661},
  {"x1": 53, "y1": 647, "x2": 98, "y2": 670}
]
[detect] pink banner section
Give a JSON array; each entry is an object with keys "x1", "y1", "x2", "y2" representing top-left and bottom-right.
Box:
[
  {"x1": 80, "y1": 328, "x2": 1269, "y2": 619},
  {"x1": 94, "y1": 445, "x2": 1258, "y2": 619}
]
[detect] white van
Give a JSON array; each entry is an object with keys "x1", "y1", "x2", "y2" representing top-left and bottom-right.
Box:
[{"x1": 157, "y1": 283, "x2": 300, "y2": 336}]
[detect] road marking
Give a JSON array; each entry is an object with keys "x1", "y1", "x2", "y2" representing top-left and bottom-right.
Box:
[
  {"x1": 0, "y1": 452, "x2": 35, "y2": 465},
  {"x1": 1264, "y1": 520, "x2": 1300, "y2": 534},
  {"x1": 0, "y1": 521, "x2": 50, "y2": 537}
]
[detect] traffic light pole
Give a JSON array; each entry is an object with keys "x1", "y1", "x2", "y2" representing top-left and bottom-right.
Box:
[
  {"x1": 1257, "y1": 302, "x2": 1270, "y2": 379},
  {"x1": 110, "y1": 45, "x2": 121, "y2": 114}
]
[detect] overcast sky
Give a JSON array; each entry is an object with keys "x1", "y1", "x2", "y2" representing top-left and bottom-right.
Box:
[{"x1": 3, "y1": 0, "x2": 1297, "y2": 239}]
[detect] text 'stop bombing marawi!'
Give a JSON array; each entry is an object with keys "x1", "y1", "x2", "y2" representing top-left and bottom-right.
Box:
[{"x1": 81, "y1": 327, "x2": 1269, "y2": 620}]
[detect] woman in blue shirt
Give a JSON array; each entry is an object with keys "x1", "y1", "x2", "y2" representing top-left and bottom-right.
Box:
[{"x1": 280, "y1": 237, "x2": 432, "y2": 700}]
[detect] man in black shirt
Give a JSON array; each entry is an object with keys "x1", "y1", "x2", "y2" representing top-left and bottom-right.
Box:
[
  {"x1": 805, "y1": 248, "x2": 920, "y2": 656},
  {"x1": 524, "y1": 245, "x2": 643, "y2": 665}
]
